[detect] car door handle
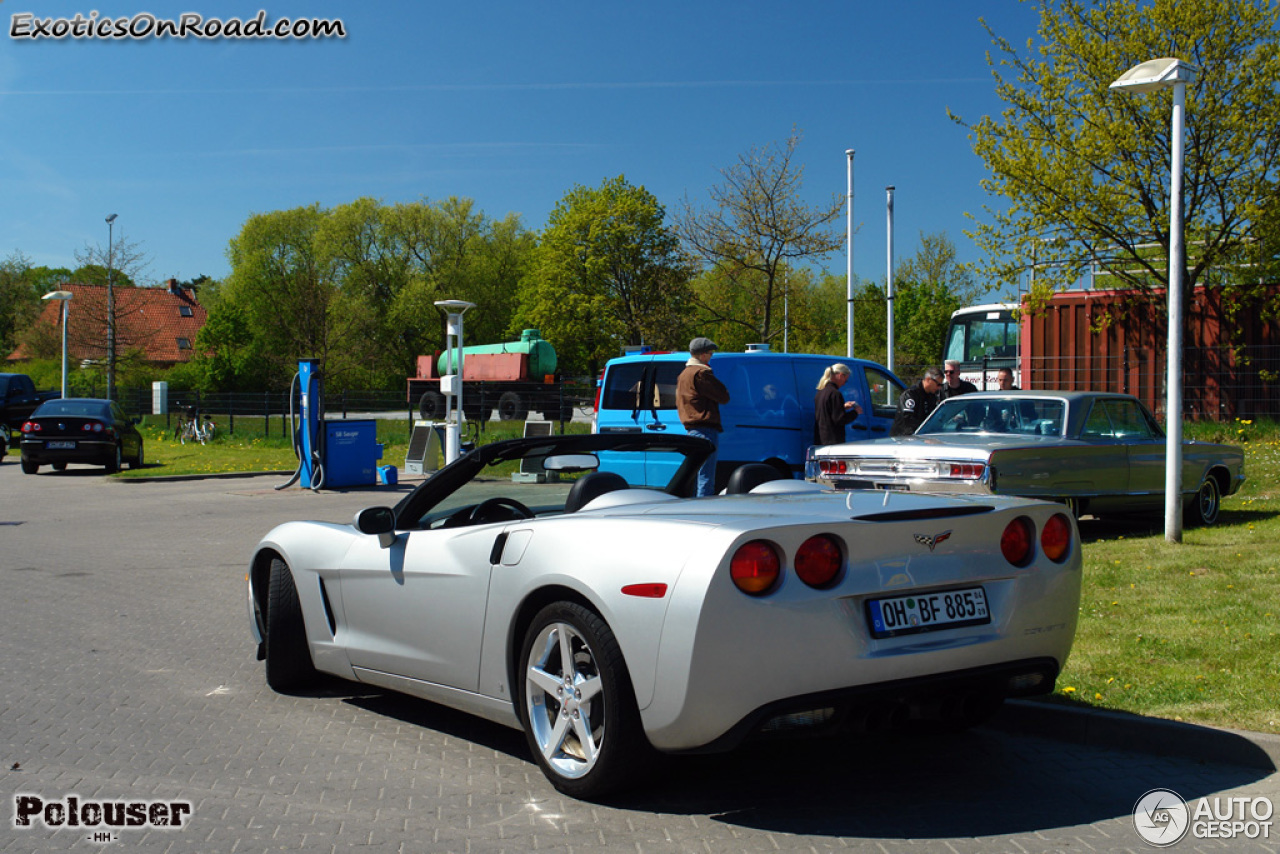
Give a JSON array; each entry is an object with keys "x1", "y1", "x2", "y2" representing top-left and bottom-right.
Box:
[
  {"x1": 849, "y1": 424, "x2": 868, "y2": 431},
  {"x1": 870, "y1": 426, "x2": 887, "y2": 433}
]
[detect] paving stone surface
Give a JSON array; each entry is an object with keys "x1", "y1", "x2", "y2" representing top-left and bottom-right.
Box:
[{"x1": 1, "y1": 462, "x2": 1276, "y2": 853}]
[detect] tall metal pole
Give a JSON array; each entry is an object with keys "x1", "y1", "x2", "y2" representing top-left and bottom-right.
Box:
[
  {"x1": 886, "y1": 186, "x2": 896, "y2": 374},
  {"x1": 1165, "y1": 80, "x2": 1187, "y2": 543},
  {"x1": 105, "y1": 213, "x2": 117, "y2": 401},
  {"x1": 845, "y1": 149, "x2": 855, "y2": 359},
  {"x1": 60, "y1": 299, "x2": 69, "y2": 398}
]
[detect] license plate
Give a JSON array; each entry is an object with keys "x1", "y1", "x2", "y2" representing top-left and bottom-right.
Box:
[
  {"x1": 867, "y1": 587, "x2": 990, "y2": 638},
  {"x1": 46, "y1": 441, "x2": 76, "y2": 450}
]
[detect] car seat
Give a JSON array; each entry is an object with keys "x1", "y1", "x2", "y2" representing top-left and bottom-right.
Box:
[
  {"x1": 724, "y1": 463, "x2": 786, "y2": 494},
  {"x1": 563, "y1": 471, "x2": 630, "y2": 512}
]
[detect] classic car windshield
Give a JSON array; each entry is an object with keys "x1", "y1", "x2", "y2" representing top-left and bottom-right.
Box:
[{"x1": 919, "y1": 396, "x2": 1066, "y2": 437}]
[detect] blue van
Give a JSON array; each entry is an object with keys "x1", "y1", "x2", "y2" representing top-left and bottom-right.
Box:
[{"x1": 592, "y1": 348, "x2": 905, "y2": 489}]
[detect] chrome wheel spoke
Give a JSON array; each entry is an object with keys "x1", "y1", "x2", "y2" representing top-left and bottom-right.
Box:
[
  {"x1": 542, "y1": 713, "x2": 572, "y2": 761},
  {"x1": 571, "y1": 713, "x2": 599, "y2": 762},
  {"x1": 527, "y1": 664, "x2": 561, "y2": 699},
  {"x1": 576, "y1": 673, "x2": 603, "y2": 704}
]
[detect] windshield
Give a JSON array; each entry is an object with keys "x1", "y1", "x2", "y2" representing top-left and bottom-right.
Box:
[
  {"x1": 35, "y1": 400, "x2": 111, "y2": 419},
  {"x1": 918, "y1": 396, "x2": 1065, "y2": 437}
]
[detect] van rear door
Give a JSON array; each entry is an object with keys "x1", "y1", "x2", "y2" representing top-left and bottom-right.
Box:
[{"x1": 596, "y1": 359, "x2": 686, "y2": 486}]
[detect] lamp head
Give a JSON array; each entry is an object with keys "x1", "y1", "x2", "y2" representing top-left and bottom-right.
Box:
[
  {"x1": 1110, "y1": 57, "x2": 1196, "y2": 93},
  {"x1": 106, "y1": 213, "x2": 118, "y2": 224}
]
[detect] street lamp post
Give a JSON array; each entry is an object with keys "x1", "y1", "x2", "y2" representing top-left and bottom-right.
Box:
[
  {"x1": 1109, "y1": 57, "x2": 1196, "y2": 544},
  {"x1": 845, "y1": 148, "x2": 856, "y2": 359},
  {"x1": 434, "y1": 299, "x2": 476, "y2": 464},
  {"x1": 42, "y1": 290, "x2": 73, "y2": 399},
  {"x1": 885, "y1": 186, "x2": 896, "y2": 374},
  {"x1": 105, "y1": 213, "x2": 118, "y2": 401}
]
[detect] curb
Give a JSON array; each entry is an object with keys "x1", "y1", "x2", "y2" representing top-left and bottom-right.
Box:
[
  {"x1": 989, "y1": 698, "x2": 1280, "y2": 771},
  {"x1": 113, "y1": 469, "x2": 295, "y2": 484}
]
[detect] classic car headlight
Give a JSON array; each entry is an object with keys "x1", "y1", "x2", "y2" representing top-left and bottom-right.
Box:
[
  {"x1": 730, "y1": 540, "x2": 781, "y2": 595},
  {"x1": 1001, "y1": 517, "x2": 1035, "y2": 567},
  {"x1": 794, "y1": 535, "x2": 842, "y2": 588},
  {"x1": 1041, "y1": 513, "x2": 1073, "y2": 563}
]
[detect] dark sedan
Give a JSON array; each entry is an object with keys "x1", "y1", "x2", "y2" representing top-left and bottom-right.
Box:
[{"x1": 19, "y1": 398, "x2": 144, "y2": 474}]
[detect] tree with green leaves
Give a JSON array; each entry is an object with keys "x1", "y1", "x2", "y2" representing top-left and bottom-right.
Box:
[
  {"x1": 517, "y1": 175, "x2": 692, "y2": 374},
  {"x1": 678, "y1": 130, "x2": 845, "y2": 347},
  {"x1": 851, "y1": 233, "x2": 975, "y2": 368},
  {"x1": 952, "y1": 0, "x2": 1280, "y2": 312}
]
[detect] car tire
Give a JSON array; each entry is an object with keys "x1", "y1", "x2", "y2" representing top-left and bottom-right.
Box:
[
  {"x1": 418, "y1": 391, "x2": 445, "y2": 421},
  {"x1": 265, "y1": 557, "x2": 321, "y2": 693},
  {"x1": 497, "y1": 392, "x2": 528, "y2": 422},
  {"x1": 1187, "y1": 477, "x2": 1221, "y2": 526},
  {"x1": 21, "y1": 457, "x2": 38, "y2": 475},
  {"x1": 130, "y1": 442, "x2": 145, "y2": 470},
  {"x1": 518, "y1": 602, "x2": 651, "y2": 799},
  {"x1": 105, "y1": 444, "x2": 121, "y2": 474}
]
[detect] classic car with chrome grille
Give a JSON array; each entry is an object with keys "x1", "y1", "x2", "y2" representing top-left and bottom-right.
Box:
[
  {"x1": 808, "y1": 391, "x2": 1244, "y2": 525},
  {"x1": 249, "y1": 432, "x2": 1082, "y2": 798}
]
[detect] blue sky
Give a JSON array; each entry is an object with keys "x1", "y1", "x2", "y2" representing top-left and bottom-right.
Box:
[{"x1": 1, "y1": 1, "x2": 1041, "y2": 293}]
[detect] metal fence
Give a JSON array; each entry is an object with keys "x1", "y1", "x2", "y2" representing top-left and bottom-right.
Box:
[
  {"x1": 897, "y1": 346, "x2": 1280, "y2": 421},
  {"x1": 119, "y1": 379, "x2": 598, "y2": 438}
]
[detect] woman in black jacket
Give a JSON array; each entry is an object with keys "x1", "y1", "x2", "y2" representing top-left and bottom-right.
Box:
[{"x1": 813, "y1": 363, "x2": 862, "y2": 445}]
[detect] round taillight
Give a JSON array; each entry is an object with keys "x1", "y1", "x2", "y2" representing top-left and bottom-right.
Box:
[
  {"x1": 730, "y1": 540, "x2": 781, "y2": 595},
  {"x1": 1001, "y1": 516, "x2": 1035, "y2": 567},
  {"x1": 21, "y1": 421, "x2": 36, "y2": 432},
  {"x1": 1041, "y1": 513, "x2": 1072, "y2": 563},
  {"x1": 795, "y1": 535, "x2": 842, "y2": 588}
]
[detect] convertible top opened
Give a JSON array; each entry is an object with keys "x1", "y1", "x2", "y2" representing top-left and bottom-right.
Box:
[{"x1": 249, "y1": 433, "x2": 1082, "y2": 798}]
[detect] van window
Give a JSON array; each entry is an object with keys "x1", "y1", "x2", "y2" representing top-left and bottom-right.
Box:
[
  {"x1": 863, "y1": 365, "x2": 903, "y2": 419},
  {"x1": 600, "y1": 363, "x2": 647, "y2": 411},
  {"x1": 653, "y1": 362, "x2": 683, "y2": 409}
]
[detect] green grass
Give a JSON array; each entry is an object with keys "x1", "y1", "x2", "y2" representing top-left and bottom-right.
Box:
[
  {"x1": 1052, "y1": 417, "x2": 1280, "y2": 734},
  {"x1": 117, "y1": 413, "x2": 1280, "y2": 734},
  {"x1": 116, "y1": 415, "x2": 587, "y2": 479}
]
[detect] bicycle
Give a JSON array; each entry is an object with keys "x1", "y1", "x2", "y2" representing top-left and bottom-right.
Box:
[{"x1": 175, "y1": 409, "x2": 216, "y2": 445}]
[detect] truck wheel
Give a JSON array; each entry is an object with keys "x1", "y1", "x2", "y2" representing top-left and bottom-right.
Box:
[
  {"x1": 498, "y1": 392, "x2": 529, "y2": 422},
  {"x1": 418, "y1": 391, "x2": 445, "y2": 421}
]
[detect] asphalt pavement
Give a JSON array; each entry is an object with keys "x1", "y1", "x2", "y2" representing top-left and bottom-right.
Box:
[{"x1": 1, "y1": 458, "x2": 1277, "y2": 853}]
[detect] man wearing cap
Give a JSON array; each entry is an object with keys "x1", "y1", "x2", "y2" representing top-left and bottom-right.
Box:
[{"x1": 677, "y1": 337, "x2": 731, "y2": 496}]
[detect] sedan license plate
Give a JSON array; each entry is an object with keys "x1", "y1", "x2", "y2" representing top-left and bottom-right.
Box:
[
  {"x1": 46, "y1": 440, "x2": 76, "y2": 450},
  {"x1": 867, "y1": 587, "x2": 989, "y2": 638}
]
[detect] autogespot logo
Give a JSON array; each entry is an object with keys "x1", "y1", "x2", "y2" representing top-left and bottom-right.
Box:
[{"x1": 1134, "y1": 788, "x2": 1190, "y2": 847}]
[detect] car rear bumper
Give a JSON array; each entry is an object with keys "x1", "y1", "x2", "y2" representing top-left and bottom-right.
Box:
[{"x1": 20, "y1": 438, "x2": 117, "y2": 465}]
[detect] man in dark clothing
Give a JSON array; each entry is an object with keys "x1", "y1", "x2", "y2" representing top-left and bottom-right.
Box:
[
  {"x1": 891, "y1": 367, "x2": 944, "y2": 436},
  {"x1": 676, "y1": 337, "x2": 731, "y2": 496},
  {"x1": 813, "y1": 363, "x2": 862, "y2": 445},
  {"x1": 940, "y1": 359, "x2": 979, "y2": 399}
]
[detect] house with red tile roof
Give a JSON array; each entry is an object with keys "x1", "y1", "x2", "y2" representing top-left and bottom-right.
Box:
[{"x1": 7, "y1": 279, "x2": 208, "y2": 366}]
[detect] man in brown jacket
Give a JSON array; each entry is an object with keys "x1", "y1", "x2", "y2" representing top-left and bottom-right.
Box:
[{"x1": 676, "y1": 337, "x2": 731, "y2": 496}]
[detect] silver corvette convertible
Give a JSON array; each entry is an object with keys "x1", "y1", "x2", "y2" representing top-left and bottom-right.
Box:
[{"x1": 249, "y1": 432, "x2": 1082, "y2": 798}]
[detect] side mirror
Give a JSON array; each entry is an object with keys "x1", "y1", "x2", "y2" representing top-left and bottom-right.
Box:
[{"x1": 354, "y1": 506, "x2": 396, "y2": 549}]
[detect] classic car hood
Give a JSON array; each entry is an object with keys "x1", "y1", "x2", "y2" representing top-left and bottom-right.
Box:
[{"x1": 812, "y1": 434, "x2": 1073, "y2": 460}]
